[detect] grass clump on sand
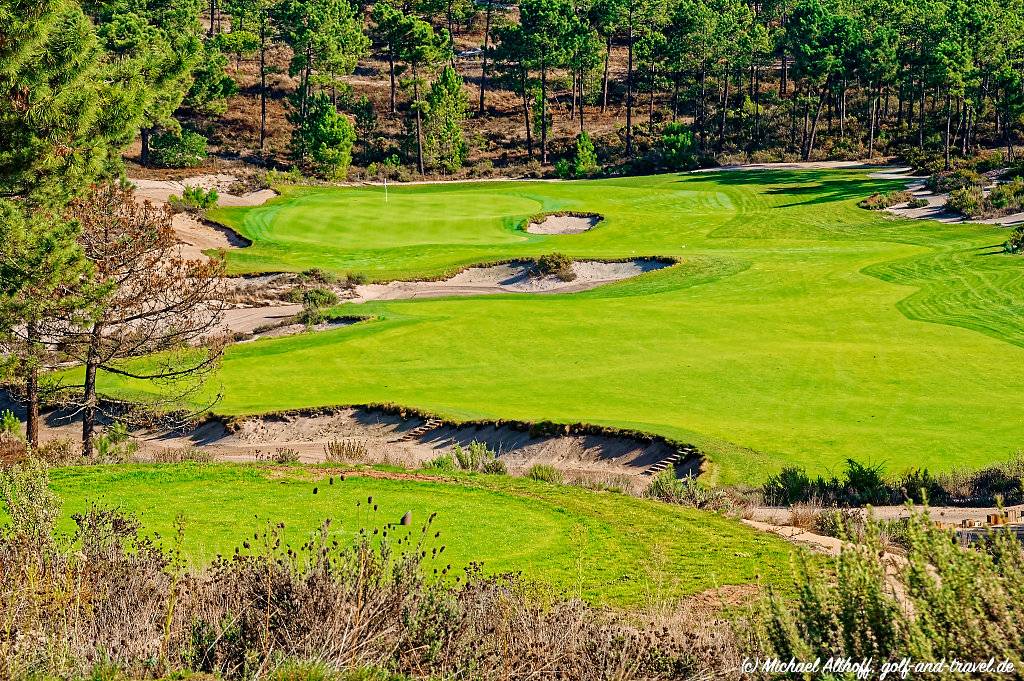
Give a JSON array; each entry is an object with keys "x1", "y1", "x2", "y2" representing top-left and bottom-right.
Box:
[
  {"x1": 94, "y1": 170, "x2": 1024, "y2": 485},
  {"x1": 36, "y1": 462, "x2": 795, "y2": 605}
]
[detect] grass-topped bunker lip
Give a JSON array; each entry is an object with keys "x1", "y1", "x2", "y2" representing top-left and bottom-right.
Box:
[{"x1": 525, "y1": 211, "x2": 605, "y2": 234}]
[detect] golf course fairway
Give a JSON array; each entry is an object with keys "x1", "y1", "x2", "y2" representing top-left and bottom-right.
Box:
[
  {"x1": 45, "y1": 463, "x2": 795, "y2": 605},
  {"x1": 98, "y1": 169, "x2": 1024, "y2": 484}
]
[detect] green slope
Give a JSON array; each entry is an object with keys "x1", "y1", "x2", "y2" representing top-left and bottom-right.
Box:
[{"x1": 46, "y1": 464, "x2": 794, "y2": 606}]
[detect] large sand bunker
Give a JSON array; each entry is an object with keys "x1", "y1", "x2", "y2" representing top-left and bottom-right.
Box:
[
  {"x1": 351, "y1": 258, "x2": 670, "y2": 303},
  {"x1": 527, "y1": 213, "x2": 603, "y2": 234}
]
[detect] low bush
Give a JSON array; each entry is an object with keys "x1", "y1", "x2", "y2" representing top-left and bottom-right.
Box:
[
  {"x1": 946, "y1": 185, "x2": 985, "y2": 217},
  {"x1": 324, "y1": 439, "x2": 369, "y2": 463},
  {"x1": 452, "y1": 440, "x2": 506, "y2": 474},
  {"x1": 94, "y1": 422, "x2": 138, "y2": 463},
  {"x1": 151, "y1": 447, "x2": 215, "y2": 464},
  {"x1": 752, "y1": 509, "x2": 1024, "y2": 670},
  {"x1": 764, "y1": 453, "x2": 1024, "y2": 507},
  {"x1": 858, "y1": 190, "x2": 912, "y2": 210},
  {"x1": 0, "y1": 409, "x2": 21, "y2": 441},
  {"x1": 989, "y1": 178, "x2": 1024, "y2": 212},
  {"x1": 1005, "y1": 226, "x2": 1024, "y2": 254},
  {"x1": 168, "y1": 185, "x2": 219, "y2": 214},
  {"x1": 533, "y1": 253, "x2": 575, "y2": 282},
  {"x1": 275, "y1": 447, "x2": 301, "y2": 464},
  {"x1": 149, "y1": 129, "x2": 208, "y2": 168},
  {"x1": 645, "y1": 468, "x2": 733, "y2": 512},
  {"x1": 303, "y1": 287, "x2": 340, "y2": 309},
  {"x1": 526, "y1": 464, "x2": 563, "y2": 484},
  {"x1": 907, "y1": 197, "x2": 930, "y2": 208},
  {"x1": 927, "y1": 168, "x2": 988, "y2": 193},
  {"x1": 424, "y1": 452, "x2": 457, "y2": 472}
]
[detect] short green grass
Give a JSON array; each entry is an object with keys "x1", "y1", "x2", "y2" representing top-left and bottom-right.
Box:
[
  {"x1": 95, "y1": 170, "x2": 1024, "y2": 484},
  {"x1": 45, "y1": 463, "x2": 795, "y2": 606}
]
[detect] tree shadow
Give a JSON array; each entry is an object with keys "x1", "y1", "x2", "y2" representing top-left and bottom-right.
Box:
[{"x1": 676, "y1": 169, "x2": 905, "y2": 207}]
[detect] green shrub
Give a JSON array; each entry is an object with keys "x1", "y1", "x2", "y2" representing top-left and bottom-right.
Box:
[
  {"x1": 149, "y1": 130, "x2": 208, "y2": 168},
  {"x1": 302, "y1": 287, "x2": 339, "y2": 310},
  {"x1": 657, "y1": 122, "x2": 699, "y2": 171},
  {"x1": 346, "y1": 272, "x2": 369, "y2": 286},
  {"x1": 753, "y1": 509, "x2": 1024, "y2": 670},
  {"x1": 291, "y1": 93, "x2": 356, "y2": 180},
  {"x1": 95, "y1": 422, "x2": 138, "y2": 463},
  {"x1": 989, "y1": 178, "x2": 1024, "y2": 211},
  {"x1": 534, "y1": 253, "x2": 575, "y2": 282},
  {"x1": 645, "y1": 468, "x2": 732, "y2": 511},
  {"x1": 526, "y1": 464, "x2": 563, "y2": 484},
  {"x1": 168, "y1": 185, "x2": 219, "y2": 214},
  {"x1": 1005, "y1": 226, "x2": 1024, "y2": 254},
  {"x1": 907, "y1": 197, "x2": 930, "y2": 209},
  {"x1": 0, "y1": 409, "x2": 22, "y2": 441},
  {"x1": 425, "y1": 452, "x2": 457, "y2": 472},
  {"x1": 946, "y1": 185, "x2": 985, "y2": 217},
  {"x1": 451, "y1": 440, "x2": 506, "y2": 475},
  {"x1": 858, "y1": 190, "x2": 912, "y2": 210},
  {"x1": 927, "y1": 168, "x2": 987, "y2": 193}
]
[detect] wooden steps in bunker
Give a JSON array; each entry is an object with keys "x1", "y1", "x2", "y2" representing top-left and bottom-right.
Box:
[
  {"x1": 400, "y1": 418, "x2": 444, "y2": 442},
  {"x1": 642, "y1": 445, "x2": 699, "y2": 477}
]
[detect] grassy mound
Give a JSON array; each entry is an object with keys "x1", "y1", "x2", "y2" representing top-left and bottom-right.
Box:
[
  {"x1": 45, "y1": 463, "x2": 794, "y2": 606},
  {"x1": 94, "y1": 169, "x2": 1024, "y2": 484}
]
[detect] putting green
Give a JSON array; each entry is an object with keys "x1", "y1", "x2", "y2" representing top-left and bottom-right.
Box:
[
  {"x1": 100, "y1": 170, "x2": 1024, "y2": 484},
  {"x1": 46, "y1": 464, "x2": 794, "y2": 605}
]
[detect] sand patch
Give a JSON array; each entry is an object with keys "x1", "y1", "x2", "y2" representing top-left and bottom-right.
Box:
[
  {"x1": 527, "y1": 213, "x2": 602, "y2": 234},
  {"x1": 350, "y1": 258, "x2": 669, "y2": 303}
]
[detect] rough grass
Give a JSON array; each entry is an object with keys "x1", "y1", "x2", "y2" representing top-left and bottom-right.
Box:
[
  {"x1": 41, "y1": 463, "x2": 795, "y2": 606},
  {"x1": 96, "y1": 170, "x2": 1024, "y2": 484}
]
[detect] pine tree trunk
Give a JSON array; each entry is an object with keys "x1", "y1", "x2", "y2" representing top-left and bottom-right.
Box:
[
  {"x1": 718, "y1": 62, "x2": 729, "y2": 151},
  {"x1": 601, "y1": 36, "x2": 611, "y2": 113},
  {"x1": 479, "y1": 0, "x2": 492, "y2": 114},
  {"x1": 625, "y1": 10, "x2": 634, "y2": 157},
  {"x1": 414, "y1": 62, "x2": 424, "y2": 174},
  {"x1": 81, "y1": 325, "x2": 103, "y2": 459},
  {"x1": 389, "y1": 49, "x2": 397, "y2": 114},
  {"x1": 944, "y1": 90, "x2": 952, "y2": 170},
  {"x1": 579, "y1": 68, "x2": 585, "y2": 133},
  {"x1": 521, "y1": 67, "x2": 533, "y2": 159},
  {"x1": 24, "y1": 322, "x2": 40, "y2": 449},
  {"x1": 648, "y1": 62, "x2": 656, "y2": 121},
  {"x1": 259, "y1": 16, "x2": 267, "y2": 152},
  {"x1": 141, "y1": 127, "x2": 151, "y2": 167},
  {"x1": 805, "y1": 85, "x2": 826, "y2": 161},
  {"x1": 540, "y1": 60, "x2": 548, "y2": 164}
]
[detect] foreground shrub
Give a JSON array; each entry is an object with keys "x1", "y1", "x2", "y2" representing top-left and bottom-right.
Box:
[
  {"x1": 0, "y1": 460, "x2": 713, "y2": 680},
  {"x1": 149, "y1": 129, "x2": 209, "y2": 168},
  {"x1": 752, "y1": 509, "x2": 1024, "y2": 672},
  {"x1": 1006, "y1": 226, "x2": 1024, "y2": 254}
]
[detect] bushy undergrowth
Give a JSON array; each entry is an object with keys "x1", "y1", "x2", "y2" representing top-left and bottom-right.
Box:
[
  {"x1": 424, "y1": 441, "x2": 506, "y2": 475},
  {"x1": 753, "y1": 509, "x2": 1024, "y2": 675},
  {"x1": 927, "y1": 167, "x2": 988, "y2": 194},
  {"x1": 645, "y1": 468, "x2": 736, "y2": 513},
  {"x1": 525, "y1": 463, "x2": 563, "y2": 484},
  {"x1": 946, "y1": 179, "x2": 1024, "y2": 219},
  {"x1": 533, "y1": 253, "x2": 576, "y2": 282},
  {"x1": 0, "y1": 460, "x2": 722, "y2": 680},
  {"x1": 168, "y1": 185, "x2": 219, "y2": 215},
  {"x1": 858, "y1": 190, "x2": 913, "y2": 210},
  {"x1": 763, "y1": 454, "x2": 1024, "y2": 507},
  {"x1": 149, "y1": 130, "x2": 209, "y2": 168}
]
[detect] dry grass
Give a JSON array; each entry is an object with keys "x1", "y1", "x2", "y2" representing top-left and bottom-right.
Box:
[{"x1": 323, "y1": 439, "x2": 370, "y2": 463}]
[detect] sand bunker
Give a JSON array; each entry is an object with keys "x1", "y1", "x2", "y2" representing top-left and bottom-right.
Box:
[
  {"x1": 350, "y1": 258, "x2": 669, "y2": 303},
  {"x1": 527, "y1": 213, "x2": 602, "y2": 234}
]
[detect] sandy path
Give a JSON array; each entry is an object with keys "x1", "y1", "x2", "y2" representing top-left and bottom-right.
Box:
[{"x1": 351, "y1": 259, "x2": 670, "y2": 303}]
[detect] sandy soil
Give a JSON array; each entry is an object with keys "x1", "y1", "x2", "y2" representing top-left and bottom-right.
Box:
[
  {"x1": 350, "y1": 259, "x2": 670, "y2": 303},
  {"x1": 750, "y1": 503, "x2": 1024, "y2": 528},
  {"x1": 870, "y1": 167, "x2": 1024, "y2": 227},
  {"x1": 526, "y1": 214, "x2": 602, "y2": 234},
  {"x1": 6, "y1": 395, "x2": 689, "y2": 492}
]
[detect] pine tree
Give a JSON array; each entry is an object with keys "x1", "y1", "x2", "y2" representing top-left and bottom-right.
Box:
[{"x1": 424, "y1": 66, "x2": 470, "y2": 173}]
